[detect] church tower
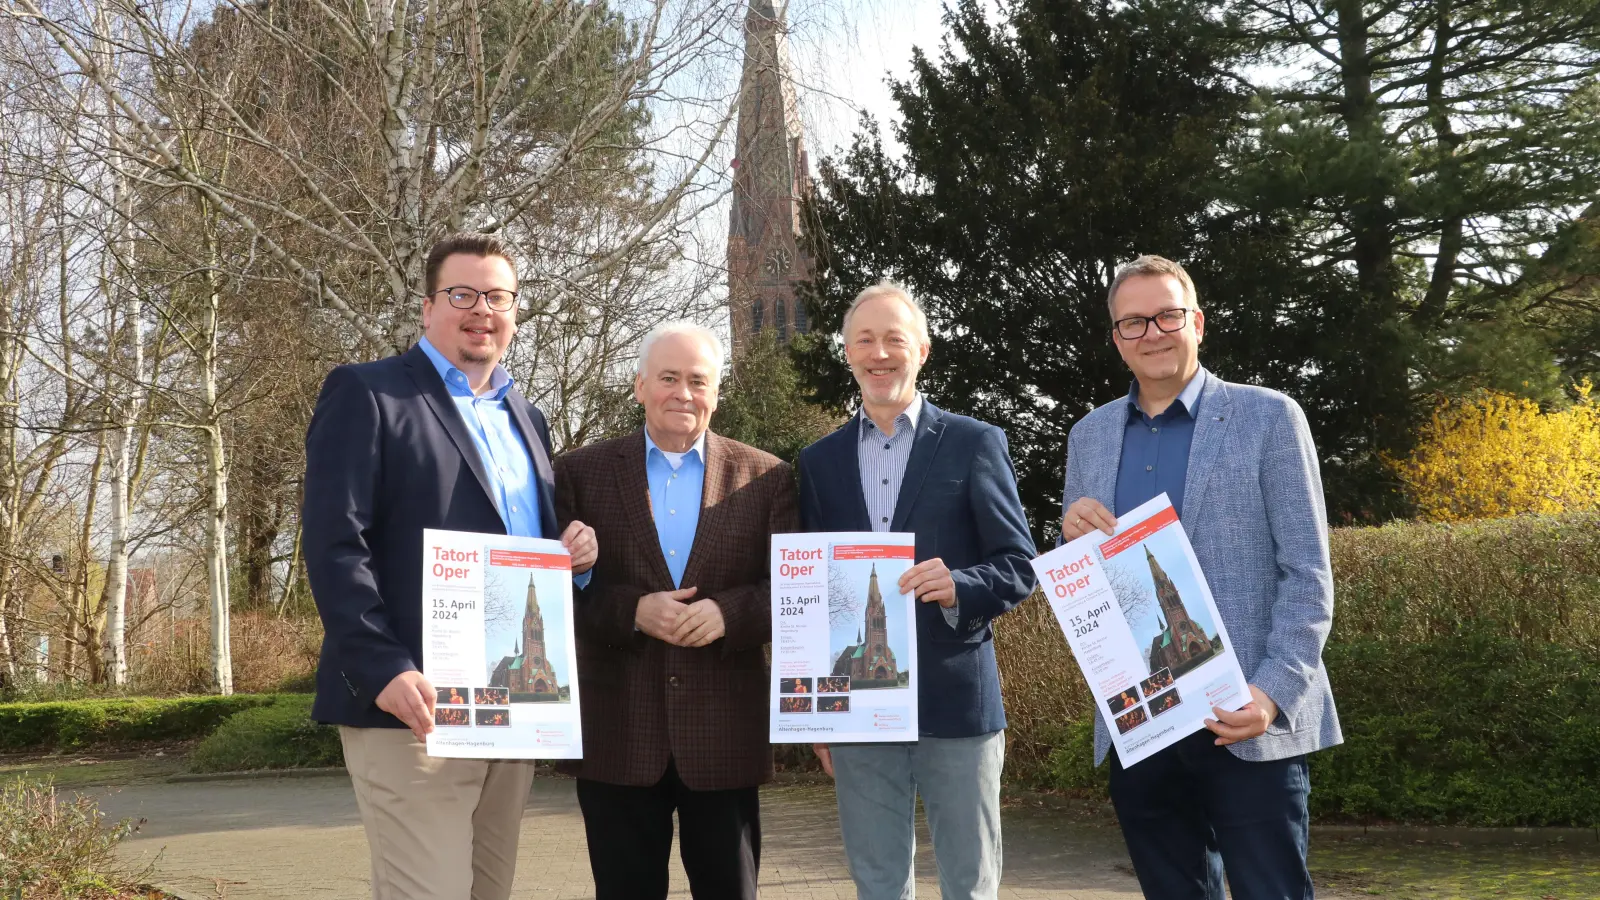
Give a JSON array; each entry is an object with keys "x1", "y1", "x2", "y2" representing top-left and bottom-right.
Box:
[
  {"x1": 726, "y1": 0, "x2": 814, "y2": 349},
  {"x1": 518, "y1": 575, "x2": 560, "y2": 696},
  {"x1": 861, "y1": 564, "x2": 898, "y2": 682},
  {"x1": 1145, "y1": 545, "x2": 1213, "y2": 674}
]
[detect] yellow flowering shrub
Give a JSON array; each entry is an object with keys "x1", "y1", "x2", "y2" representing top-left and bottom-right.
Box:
[{"x1": 1392, "y1": 382, "x2": 1600, "y2": 522}]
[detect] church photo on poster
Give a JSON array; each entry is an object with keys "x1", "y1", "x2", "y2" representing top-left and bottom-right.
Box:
[
  {"x1": 483, "y1": 562, "x2": 572, "y2": 704},
  {"x1": 827, "y1": 556, "x2": 912, "y2": 691},
  {"x1": 1101, "y1": 529, "x2": 1225, "y2": 681}
]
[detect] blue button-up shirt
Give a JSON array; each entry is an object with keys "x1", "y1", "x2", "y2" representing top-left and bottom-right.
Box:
[
  {"x1": 858, "y1": 396, "x2": 959, "y2": 626},
  {"x1": 417, "y1": 337, "x2": 543, "y2": 539},
  {"x1": 645, "y1": 429, "x2": 706, "y2": 588},
  {"x1": 858, "y1": 396, "x2": 921, "y2": 531},
  {"x1": 1114, "y1": 368, "x2": 1208, "y2": 519}
]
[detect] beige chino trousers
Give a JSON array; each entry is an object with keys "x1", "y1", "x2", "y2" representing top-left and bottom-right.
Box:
[{"x1": 340, "y1": 727, "x2": 536, "y2": 900}]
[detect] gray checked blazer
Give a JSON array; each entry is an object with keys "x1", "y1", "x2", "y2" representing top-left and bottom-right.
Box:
[{"x1": 1061, "y1": 370, "x2": 1343, "y2": 764}]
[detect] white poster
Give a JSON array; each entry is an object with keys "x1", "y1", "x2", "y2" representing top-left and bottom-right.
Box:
[
  {"x1": 1030, "y1": 495, "x2": 1249, "y2": 766},
  {"x1": 769, "y1": 532, "x2": 919, "y2": 743},
  {"x1": 420, "y1": 529, "x2": 582, "y2": 759}
]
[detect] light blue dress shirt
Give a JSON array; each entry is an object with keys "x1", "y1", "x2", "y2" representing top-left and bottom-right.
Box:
[
  {"x1": 1115, "y1": 367, "x2": 1208, "y2": 518},
  {"x1": 644, "y1": 429, "x2": 706, "y2": 588},
  {"x1": 417, "y1": 337, "x2": 543, "y2": 538},
  {"x1": 857, "y1": 396, "x2": 960, "y2": 627}
]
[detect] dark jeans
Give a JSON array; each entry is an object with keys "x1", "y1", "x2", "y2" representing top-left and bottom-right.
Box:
[
  {"x1": 1109, "y1": 730, "x2": 1313, "y2": 900},
  {"x1": 576, "y1": 758, "x2": 761, "y2": 900}
]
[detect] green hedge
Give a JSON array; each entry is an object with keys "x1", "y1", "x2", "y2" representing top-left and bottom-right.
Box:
[
  {"x1": 187, "y1": 695, "x2": 343, "y2": 773},
  {"x1": 1312, "y1": 632, "x2": 1599, "y2": 826},
  {"x1": 0, "y1": 694, "x2": 284, "y2": 752},
  {"x1": 996, "y1": 512, "x2": 1600, "y2": 826}
]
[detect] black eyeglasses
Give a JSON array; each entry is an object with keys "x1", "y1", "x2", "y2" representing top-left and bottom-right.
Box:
[
  {"x1": 430, "y1": 286, "x2": 519, "y2": 311},
  {"x1": 1113, "y1": 307, "x2": 1192, "y2": 340}
]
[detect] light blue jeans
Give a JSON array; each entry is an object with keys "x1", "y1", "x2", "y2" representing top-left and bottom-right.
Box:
[{"x1": 830, "y1": 731, "x2": 1005, "y2": 900}]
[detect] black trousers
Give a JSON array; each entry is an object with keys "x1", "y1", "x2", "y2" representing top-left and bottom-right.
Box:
[
  {"x1": 576, "y1": 759, "x2": 761, "y2": 900},
  {"x1": 1109, "y1": 730, "x2": 1314, "y2": 900}
]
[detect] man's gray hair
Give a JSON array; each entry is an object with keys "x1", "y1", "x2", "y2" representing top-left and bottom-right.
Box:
[
  {"x1": 636, "y1": 320, "x2": 725, "y2": 379},
  {"x1": 842, "y1": 279, "x2": 930, "y2": 346},
  {"x1": 1107, "y1": 255, "x2": 1200, "y2": 317}
]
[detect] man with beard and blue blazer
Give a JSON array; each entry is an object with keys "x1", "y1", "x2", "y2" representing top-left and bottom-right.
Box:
[
  {"x1": 798, "y1": 280, "x2": 1037, "y2": 900},
  {"x1": 1060, "y1": 255, "x2": 1342, "y2": 900}
]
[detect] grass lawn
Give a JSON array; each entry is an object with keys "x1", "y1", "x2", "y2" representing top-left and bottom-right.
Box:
[
  {"x1": 1312, "y1": 834, "x2": 1600, "y2": 899},
  {"x1": 0, "y1": 751, "x2": 187, "y2": 787}
]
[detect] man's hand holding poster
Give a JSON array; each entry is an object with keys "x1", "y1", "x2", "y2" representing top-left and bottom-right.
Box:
[
  {"x1": 421, "y1": 529, "x2": 583, "y2": 759},
  {"x1": 1030, "y1": 495, "x2": 1248, "y2": 766},
  {"x1": 769, "y1": 532, "x2": 918, "y2": 742}
]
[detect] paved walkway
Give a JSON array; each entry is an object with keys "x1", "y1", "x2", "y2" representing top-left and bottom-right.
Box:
[{"x1": 96, "y1": 775, "x2": 1145, "y2": 899}]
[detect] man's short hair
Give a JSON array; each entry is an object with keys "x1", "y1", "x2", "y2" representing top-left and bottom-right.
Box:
[
  {"x1": 1106, "y1": 255, "x2": 1199, "y2": 317},
  {"x1": 636, "y1": 320, "x2": 725, "y2": 381},
  {"x1": 424, "y1": 233, "x2": 516, "y2": 297},
  {"x1": 842, "y1": 279, "x2": 930, "y2": 346}
]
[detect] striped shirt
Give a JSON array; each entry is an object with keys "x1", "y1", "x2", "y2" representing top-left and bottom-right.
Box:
[
  {"x1": 858, "y1": 395, "x2": 961, "y2": 625},
  {"x1": 858, "y1": 395, "x2": 923, "y2": 531}
]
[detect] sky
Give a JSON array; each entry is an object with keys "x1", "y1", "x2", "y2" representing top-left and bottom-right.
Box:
[{"x1": 782, "y1": 0, "x2": 959, "y2": 160}]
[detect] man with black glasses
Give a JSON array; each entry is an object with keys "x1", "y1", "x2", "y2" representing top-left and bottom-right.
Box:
[
  {"x1": 303, "y1": 233, "x2": 598, "y2": 900},
  {"x1": 1058, "y1": 255, "x2": 1341, "y2": 900}
]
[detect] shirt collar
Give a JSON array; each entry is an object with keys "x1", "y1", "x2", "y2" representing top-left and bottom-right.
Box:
[
  {"x1": 644, "y1": 428, "x2": 707, "y2": 467},
  {"x1": 859, "y1": 393, "x2": 923, "y2": 439},
  {"x1": 1127, "y1": 367, "x2": 1207, "y2": 420},
  {"x1": 418, "y1": 336, "x2": 513, "y2": 400}
]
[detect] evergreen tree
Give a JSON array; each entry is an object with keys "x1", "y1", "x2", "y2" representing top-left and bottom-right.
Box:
[{"x1": 795, "y1": 0, "x2": 1336, "y2": 537}]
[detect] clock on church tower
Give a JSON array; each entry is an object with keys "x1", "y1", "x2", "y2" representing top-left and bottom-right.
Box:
[{"x1": 725, "y1": 0, "x2": 814, "y2": 350}]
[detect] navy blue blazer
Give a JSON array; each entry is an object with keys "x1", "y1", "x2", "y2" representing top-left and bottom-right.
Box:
[
  {"x1": 302, "y1": 344, "x2": 558, "y2": 728},
  {"x1": 796, "y1": 401, "x2": 1037, "y2": 738}
]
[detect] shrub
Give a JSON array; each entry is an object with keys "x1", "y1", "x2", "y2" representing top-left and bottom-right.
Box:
[
  {"x1": 0, "y1": 777, "x2": 151, "y2": 900},
  {"x1": 128, "y1": 612, "x2": 321, "y2": 695},
  {"x1": 186, "y1": 695, "x2": 343, "y2": 773},
  {"x1": 994, "y1": 513, "x2": 1600, "y2": 825},
  {"x1": 1311, "y1": 632, "x2": 1600, "y2": 826},
  {"x1": 1389, "y1": 384, "x2": 1600, "y2": 522},
  {"x1": 0, "y1": 694, "x2": 285, "y2": 752},
  {"x1": 1329, "y1": 512, "x2": 1600, "y2": 650}
]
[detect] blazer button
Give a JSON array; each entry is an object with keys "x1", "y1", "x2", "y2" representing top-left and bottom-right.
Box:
[{"x1": 668, "y1": 676, "x2": 680, "y2": 686}]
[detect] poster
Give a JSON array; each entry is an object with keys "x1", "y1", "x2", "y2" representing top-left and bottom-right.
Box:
[
  {"x1": 1030, "y1": 495, "x2": 1248, "y2": 766},
  {"x1": 420, "y1": 529, "x2": 582, "y2": 759},
  {"x1": 769, "y1": 532, "x2": 918, "y2": 743}
]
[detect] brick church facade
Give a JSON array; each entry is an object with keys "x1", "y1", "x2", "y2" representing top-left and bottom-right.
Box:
[
  {"x1": 726, "y1": 0, "x2": 814, "y2": 348},
  {"x1": 832, "y1": 564, "x2": 901, "y2": 685},
  {"x1": 1145, "y1": 545, "x2": 1217, "y2": 678},
  {"x1": 489, "y1": 574, "x2": 561, "y2": 698}
]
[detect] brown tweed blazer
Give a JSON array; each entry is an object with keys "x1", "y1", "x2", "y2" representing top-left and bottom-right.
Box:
[{"x1": 554, "y1": 429, "x2": 797, "y2": 791}]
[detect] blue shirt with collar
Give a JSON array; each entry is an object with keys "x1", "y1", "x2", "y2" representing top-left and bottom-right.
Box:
[
  {"x1": 856, "y1": 395, "x2": 961, "y2": 628},
  {"x1": 417, "y1": 337, "x2": 543, "y2": 539},
  {"x1": 644, "y1": 428, "x2": 707, "y2": 588},
  {"x1": 1115, "y1": 367, "x2": 1208, "y2": 519}
]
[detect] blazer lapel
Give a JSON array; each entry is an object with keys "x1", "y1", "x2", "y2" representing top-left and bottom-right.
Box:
[
  {"x1": 617, "y1": 432, "x2": 676, "y2": 588},
  {"x1": 1182, "y1": 373, "x2": 1233, "y2": 518},
  {"x1": 504, "y1": 386, "x2": 557, "y2": 535},
  {"x1": 1088, "y1": 407, "x2": 1125, "y2": 515},
  {"x1": 402, "y1": 346, "x2": 499, "y2": 514},
  {"x1": 680, "y1": 432, "x2": 728, "y2": 589},
  {"x1": 889, "y1": 403, "x2": 947, "y2": 533}
]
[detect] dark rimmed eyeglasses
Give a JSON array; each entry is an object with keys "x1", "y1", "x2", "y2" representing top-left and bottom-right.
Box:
[
  {"x1": 1112, "y1": 307, "x2": 1192, "y2": 340},
  {"x1": 429, "y1": 286, "x2": 519, "y2": 311}
]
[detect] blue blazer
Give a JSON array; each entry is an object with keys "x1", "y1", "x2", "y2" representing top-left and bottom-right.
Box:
[
  {"x1": 797, "y1": 401, "x2": 1037, "y2": 738},
  {"x1": 302, "y1": 345, "x2": 558, "y2": 728},
  {"x1": 1062, "y1": 373, "x2": 1343, "y2": 764}
]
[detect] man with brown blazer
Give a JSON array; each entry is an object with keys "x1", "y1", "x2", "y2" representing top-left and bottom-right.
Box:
[{"x1": 554, "y1": 321, "x2": 798, "y2": 900}]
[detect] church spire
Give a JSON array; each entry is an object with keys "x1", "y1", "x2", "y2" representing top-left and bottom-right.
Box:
[{"x1": 726, "y1": 0, "x2": 814, "y2": 351}]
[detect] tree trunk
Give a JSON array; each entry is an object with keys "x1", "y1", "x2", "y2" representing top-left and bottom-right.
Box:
[{"x1": 203, "y1": 226, "x2": 234, "y2": 695}]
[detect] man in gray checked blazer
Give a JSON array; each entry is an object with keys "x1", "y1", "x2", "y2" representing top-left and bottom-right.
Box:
[{"x1": 1060, "y1": 255, "x2": 1341, "y2": 900}]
